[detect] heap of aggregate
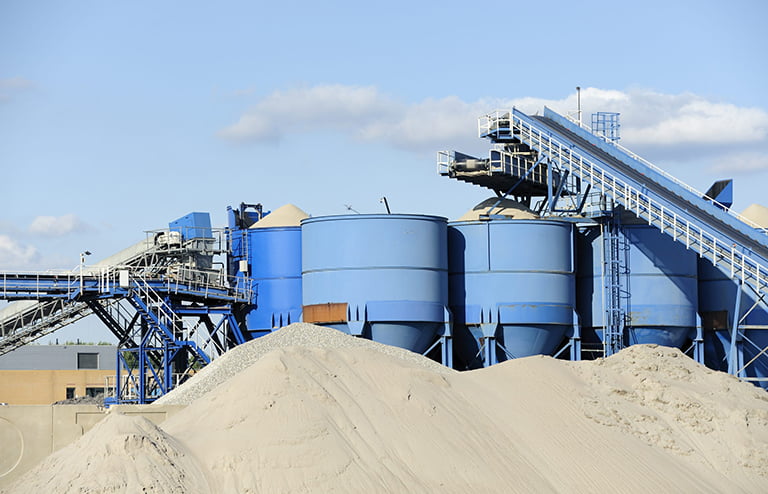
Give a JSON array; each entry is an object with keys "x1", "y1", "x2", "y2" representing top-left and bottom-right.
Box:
[
  {"x1": 155, "y1": 322, "x2": 452, "y2": 405},
  {"x1": 6, "y1": 339, "x2": 768, "y2": 493}
]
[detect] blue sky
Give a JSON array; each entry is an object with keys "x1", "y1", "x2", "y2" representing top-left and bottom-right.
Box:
[{"x1": 1, "y1": 0, "x2": 767, "y2": 341}]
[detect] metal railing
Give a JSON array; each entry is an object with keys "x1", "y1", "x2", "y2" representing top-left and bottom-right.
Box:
[
  {"x1": 0, "y1": 264, "x2": 253, "y2": 302},
  {"x1": 437, "y1": 147, "x2": 549, "y2": 188},
  {"x1": 131, "y1": 273, "x2": 183, "y2": 342},
  {"x1": 560, "y1": 112, "x2": 768, "y2": 235},
  {"x1": 503, "y1": 110, "x2": 768, "y2": 298}
]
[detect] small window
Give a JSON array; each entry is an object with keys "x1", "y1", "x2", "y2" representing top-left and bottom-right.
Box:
[
  {"x1": 77, "y1": 353, "x2": 99, "y2": 369},
  {"x1": 85, "y1": 387, "x2": 104, "y2": 398},
  {"x1": 66, "y1": 387, "x2": 75, "y2": 399}
]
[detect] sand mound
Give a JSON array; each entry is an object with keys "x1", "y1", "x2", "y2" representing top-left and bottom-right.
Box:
[
  {"x1": 4, "y1": 413, "x2": 209, "y2": 494},
  {"x1": 568, "y1": 345, "x2": 768, "y2": 477},
  {"x1": 155, "y1": 323, "x2": 451, "y2": 405},
  {"x1": 250, "y1": 204, "x2": 308, "y2": 228},
  {"x1": 158, "y1": 343, "x2": 767, "y2": 492},
  {"x1": 8, "y1": 332, "x2": 768, "y2": 493},
  {"x1": 741, "y1": 203, "x2": 768, "y2": 228},
  {"x1": 456, "y1": 197, "x2": 538, "y2": 221}
]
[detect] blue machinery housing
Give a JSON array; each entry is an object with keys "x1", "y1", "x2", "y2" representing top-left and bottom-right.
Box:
[
  {"x1": 302, "y1": 214, "x2": 451, "y2": 364},
  {"x1": 1, "y1": 106, "x2": 767, "y2": 402},
  {"x1": 449, "y1": 219, "x2": 577, "y2": 368},
  {"x1": 228, "y1": 209, "x2": 303, "y2": 338}
]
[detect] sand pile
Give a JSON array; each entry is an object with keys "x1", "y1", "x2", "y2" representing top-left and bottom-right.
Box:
[
  {"x1": 250, "y1": 204, "x2": 308, "y2": 228},
  {"x1": 567, "y1": 345, "x2": 768, "y2": 475},
  {"x1": 741, "y1": 203, "x2": 768, "y2": 229},
  {"x1": 156, "y1": 323, "x2": 450, "y2": 405},
  {"x1": 6, "y1": 326, "x2": 768, "y2": 493},
  {"x1": 4, "y1": 413, "x2": 209, "y2": 493},
  {"x1": 456, "y1": 196, "x2": 539, "y2": 221}
]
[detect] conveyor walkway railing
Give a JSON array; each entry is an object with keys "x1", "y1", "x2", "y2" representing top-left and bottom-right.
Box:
[
  {"x1": 0, "y1": 266, "x2": 253, "y2": 355},
  {"x1": 487, "y1": 108, "x2": 768, "y2": 301},
  {"x1": 561, "y1": 113, "x2": 768, "y2": 233}
]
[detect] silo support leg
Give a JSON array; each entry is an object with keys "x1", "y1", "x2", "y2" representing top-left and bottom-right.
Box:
[
  {"x1": 422, "y1": 333, "x2": 453, "y2": 369},
  {"x1": 441, "y1": 335, "x2": 453, "y2": 369},
  {"x1": 570, "y1": 313, "x2": 582, "y2": 361},
  {"x1": 692, "y1": 315, "x2": 704, "y2": 365},
  {"x1": 729, "y1": 283, "x2": 743, "y2": 376},
  {"x1": 485, "y1": 338, "x2": 494, "y2": 367},
  {"x1": 480, "y1": 323, "x2": 498, "y2": 367}
]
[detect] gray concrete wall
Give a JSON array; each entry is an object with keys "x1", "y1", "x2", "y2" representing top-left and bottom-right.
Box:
[{"x1": 0, "y1": 404, "x2": 185, "y2": 489}]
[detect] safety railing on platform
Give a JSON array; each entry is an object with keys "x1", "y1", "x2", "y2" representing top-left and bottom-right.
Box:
[
  {"x1": 502, "y1": 110, "x2": 768, "y2": 298},
  {"x1": 0, "y1": 264, "x2": 253, "y2": 303},
  {"x1": 131, "y1": 273, "x2": 184, "y2": 342},
  {"x1": 560, "y1": 112, "x2": 768, "y2": 236},
  {"x1": 436, "y1": 150, "x2": 452, "y2": 175}
]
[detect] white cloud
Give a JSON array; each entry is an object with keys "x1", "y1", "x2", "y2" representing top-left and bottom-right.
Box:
[
  {"x1": 217, "y1": 85, "x2": 401, "y2": 143},
  {"x1": 613, "y1": 93, "x2": 768, "y2": 146},
  {"x1": 710, "y1": 152, "x2": 768, "y2": 173},
  {"x1": 28, "y1": 214, "x2": 89, "y2": 236},
  {"x1": 217, "y1": 85, "x2": 768, "y2": 170},
  {"x1": 0, "y1": 77, "x2": 34, "y2": 102},
  {"x1": 0, "y1": 235, "x2": 39, "y2": 268}
]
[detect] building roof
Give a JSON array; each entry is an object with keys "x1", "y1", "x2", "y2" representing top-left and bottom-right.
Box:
[{"x1": 0, "y1": 345, "x2": 116, "y2": 371}]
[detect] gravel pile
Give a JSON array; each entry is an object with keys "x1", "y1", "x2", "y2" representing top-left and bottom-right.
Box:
[
  {"x1": 155, "y1": 322, "x2": 452, "y2": 405},
  {"x1": 53, "y1": 395, "x2": 104, "y2": 406}
]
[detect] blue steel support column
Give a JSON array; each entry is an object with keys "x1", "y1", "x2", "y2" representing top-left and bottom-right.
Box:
[
  {"x1": 570, "y1": 311, "x2": 582, "y2": 361},
  {"x1": 115, "y1": 349, "x2": 121, "y2": 403},
  {"x1": 138, "y1": 341, "x2": 146, "y2": 404},
  {"x1": 693, "y1": 314, "x2": 705, "y2": 365},
  {"x1": 480, "y1": 322, "x2": 498, "y2": 367},
  {"x1": 226, "y1": 313, "x2": 247, "y2": 345},
  {"x1": 546, "y1": 162, "x2": 555, "y2": 213},
  {"x1": 441, "y1": 307, "x2": 453, "y2": 368},
  {"x1": 729, "y1": 282, "x2": 744, "y2": 376},
  {"x1": 164, "y1": 340, "x2": 171, "y2": 396}
]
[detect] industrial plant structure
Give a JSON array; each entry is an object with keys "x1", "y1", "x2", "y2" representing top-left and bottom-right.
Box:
[{"x1": 1, "y1": 107, "x2": 766, "y2": 404}]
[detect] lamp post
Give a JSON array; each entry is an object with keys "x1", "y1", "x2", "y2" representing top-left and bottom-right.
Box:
[{"x1": 79, "y1": 250, "x2": 91, "y2": 296}]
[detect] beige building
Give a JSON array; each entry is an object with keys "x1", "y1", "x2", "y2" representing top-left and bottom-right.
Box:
[{"x1": 0, "y1": 345, "x2": 116, "y2": 405}]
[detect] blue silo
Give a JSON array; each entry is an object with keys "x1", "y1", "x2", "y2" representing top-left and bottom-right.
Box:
[
  {"x1": 576, "y1": 222, "x2": 698, "y2": 351},
  {"x1": 698, "y1": 260, "x2": 768, "y2": 389},
  {"x1": 228, "y1": 204, "x2": 306, "y2": 338},
  {"x1": 301, "y1": 214, "x2": 450, "y2": 355},
  {"x1": 448, "y1": 218, "x2": 577, "y2": 369}
]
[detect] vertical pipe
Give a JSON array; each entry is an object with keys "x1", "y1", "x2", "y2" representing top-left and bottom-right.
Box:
[
  {"x1": 576, "y1": 86, "x2": 582, "y2": 125},
  {"x1": 115, "y1": 349, "x2": 122, "y2": 403},
  {"x1": 138, "y1": 344, "x2": 146, "y2": 404}
]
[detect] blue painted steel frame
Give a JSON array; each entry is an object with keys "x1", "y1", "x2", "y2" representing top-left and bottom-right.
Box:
[{"x1": 537, "y1": 107, "x2": 768, "y2": 266}]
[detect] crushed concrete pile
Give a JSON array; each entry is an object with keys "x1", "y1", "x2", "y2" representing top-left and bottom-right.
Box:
[
  {"x1": 52, "y1": 395, "x2": 104, "y2": 406},
  {"x1": 6, "y1": 325, "x2": 768, "y2": 493}
]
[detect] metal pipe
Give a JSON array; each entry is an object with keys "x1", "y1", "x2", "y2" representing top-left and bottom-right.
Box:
[
  {"x1": 380, "y1": 196, "x2": 391, "y2": 214},
  {"x1": 576, "y1": 86, "x2": 582, "y2": 125}
]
